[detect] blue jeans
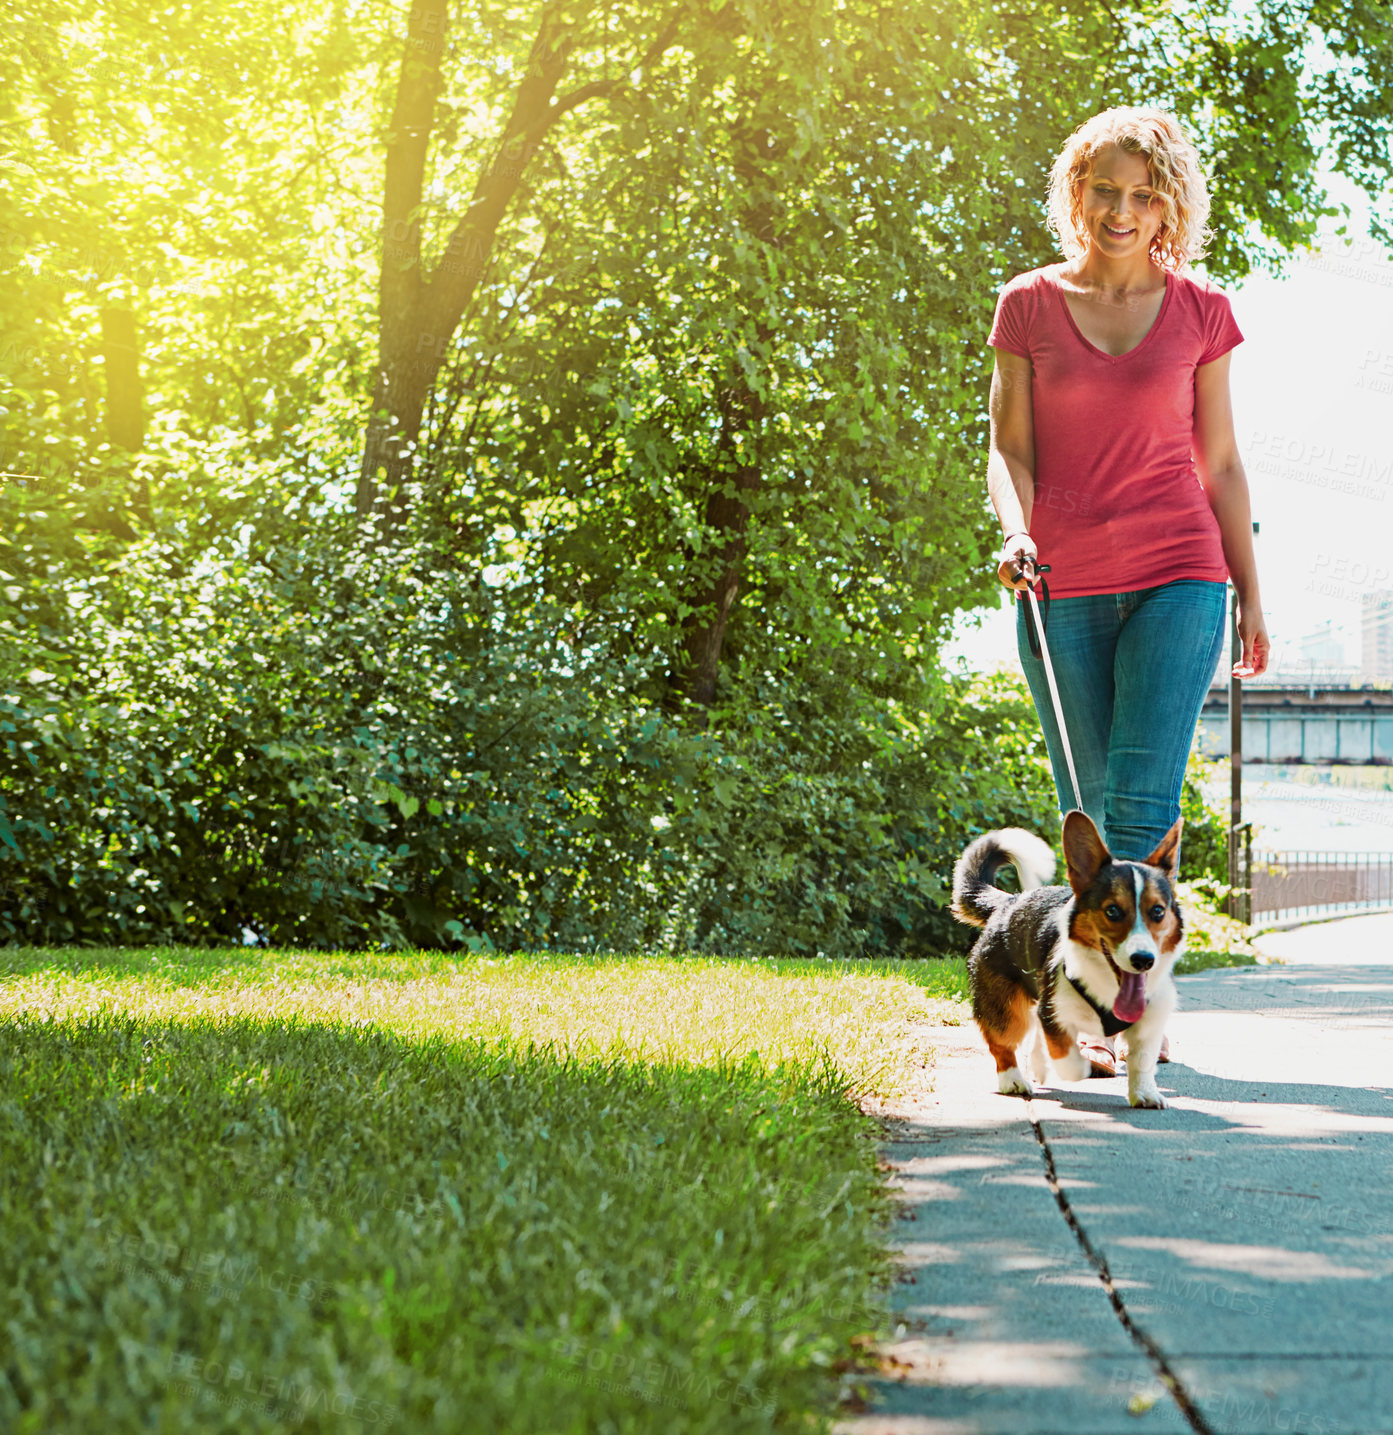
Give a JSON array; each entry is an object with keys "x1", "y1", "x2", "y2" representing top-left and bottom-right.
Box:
[{"x1": 1015, "y1": 580, "x2": 1227, "y2": 863}]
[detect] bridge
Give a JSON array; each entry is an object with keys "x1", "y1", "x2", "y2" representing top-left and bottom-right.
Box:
[
  {"x1": 1201, "y1": 671, "x2": 1393, "y2": 924},
  {"x1": 1199, "y1": 675, "x2": 1393, "y2": 765}
]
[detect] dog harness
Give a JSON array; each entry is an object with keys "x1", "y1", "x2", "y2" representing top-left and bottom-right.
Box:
[{"x1": 1063, "y1": 971, "x2": 1137, "y2": 1038}]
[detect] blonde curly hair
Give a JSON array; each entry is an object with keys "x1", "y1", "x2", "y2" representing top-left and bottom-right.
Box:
[{"x1": 1046, "y1": 107, "x2": 1212, "y2": 271}]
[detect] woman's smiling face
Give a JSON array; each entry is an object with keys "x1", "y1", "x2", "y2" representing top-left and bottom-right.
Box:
[{"x1": 1077, "y1": 144, "x2": 1162, "y2": 261}]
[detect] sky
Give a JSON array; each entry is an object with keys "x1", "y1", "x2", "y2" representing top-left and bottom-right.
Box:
[{"x1": 945, "y1": 176, "x2": 1393, "y2": 676}]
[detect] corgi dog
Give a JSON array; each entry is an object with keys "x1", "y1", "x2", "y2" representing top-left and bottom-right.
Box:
[{"x1": 950, "y1": 810, "x2": 1184, "y2": 1109}]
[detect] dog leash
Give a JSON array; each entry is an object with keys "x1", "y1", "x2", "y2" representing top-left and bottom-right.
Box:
[{"x1": 1019, "y1": 554, "x2": 1083, "y2": 813}]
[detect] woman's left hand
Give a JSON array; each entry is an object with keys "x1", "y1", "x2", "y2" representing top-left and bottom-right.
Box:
[{"x1": 1233, "y1": 601, "x2": 1270, "y2": 679}]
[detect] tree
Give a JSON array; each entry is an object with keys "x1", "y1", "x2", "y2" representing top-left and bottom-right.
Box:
[
  {"x1": 354, "y1": 0, "x2": 1393, "y2": 708},
  {"x1": 0, "y1": 0, "x2": 384, "y2": 527},
  {"x1": 356, "y1": 0, "x2": 688, "y2": 518},
  {"x1": 7, "y1": 0, "x2": 1393, "y2": 952}
]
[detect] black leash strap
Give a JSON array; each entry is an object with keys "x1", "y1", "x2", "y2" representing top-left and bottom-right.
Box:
[{"x1": 1022, "y1": 561, "x2": 1051, "y2": 659}]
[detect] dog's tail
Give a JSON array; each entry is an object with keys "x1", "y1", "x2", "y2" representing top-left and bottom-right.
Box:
[{"x1": 951, "y1": 828, "x2": 1056, "y2": 927}]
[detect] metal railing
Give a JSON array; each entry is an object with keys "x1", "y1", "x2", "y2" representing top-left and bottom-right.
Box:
[
  {"x1": 1247, "y1": 849, "x2": 1393, "y2": 924},
  {"x1": 1227, "y1": 822, "x2": 1252, "y2": 924}
]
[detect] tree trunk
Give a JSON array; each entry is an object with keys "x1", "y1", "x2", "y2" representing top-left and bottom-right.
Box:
[
  {"x1": 357, "y1": 2, "x2": 684, "y2": 523},
  {"x1": 678, "y1": 398, "x2": 764, "y2": 707},
  {"x1": 358, "y1": 330, "x2": 433, "y2": 520},
  {"x1": 674, "y1": 128, "x2": 783, "y2": 706},
  {"x1": 356, "y1": 0, "x2": 449, "y2": 519},
  {"x1": 99, "y1": 307, "x2": 144, "y2": 451}
]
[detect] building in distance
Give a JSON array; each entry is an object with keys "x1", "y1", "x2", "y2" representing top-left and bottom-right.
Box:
[{"x1": 1362, "y1": 591, "x2": 1393, "y2": 684}]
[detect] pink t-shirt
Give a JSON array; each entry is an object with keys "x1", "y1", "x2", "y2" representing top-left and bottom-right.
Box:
[{"x1": 988, "y1": 265, "x2": 1243, "y2": 598}]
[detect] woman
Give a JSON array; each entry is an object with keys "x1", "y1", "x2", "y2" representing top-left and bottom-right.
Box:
[{"x1": 986, "y1": 107, "x2": 1269, "y2": 1076}]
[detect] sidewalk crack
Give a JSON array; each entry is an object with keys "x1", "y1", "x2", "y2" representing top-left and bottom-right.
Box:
[{"x1": 1028, "y1": 1105, "x2": 1215, "y2": 1435}]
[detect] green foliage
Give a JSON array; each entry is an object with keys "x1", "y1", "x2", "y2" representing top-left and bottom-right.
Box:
[
  {"x1": 5, "y1": 0, "x2": 1392, "y2": 953},
  {"x1": 1174, "y1": 879, "x2": 1260, "y2": 969},
  {"x1": 1179, "y1": 748, "x2": 1230, "y2": 885},
  {"x1": 1174, "y1": 750, "x2": 1257, "y2": 960},
  {"x1": 1, "y1": 497, "x2": 1058, "y2": 954},
  {"x1": 667, "y1": 668, "x2": 1059, "y2": 958},
  {"x1": 1, "y1": 0, "x2": 383, "y2": 477}
]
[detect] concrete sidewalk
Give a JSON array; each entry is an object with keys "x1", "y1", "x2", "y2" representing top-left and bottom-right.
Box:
[{"x1": 839, "y1": 915, "x2": 1393, "y2": 1435}]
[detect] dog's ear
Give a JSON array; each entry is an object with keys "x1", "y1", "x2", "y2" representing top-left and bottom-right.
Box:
[
  {"x1": 1061, "y1": 810, "x2": 1111, "y2": 894},
  {"x1": 1143, "y1": 818, "x2": 1183, "y2": 882}
]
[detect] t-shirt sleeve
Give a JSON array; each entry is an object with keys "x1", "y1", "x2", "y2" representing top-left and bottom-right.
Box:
[
  {"x1": 1198, "y1": 286, "x2": 1243, "y2": 366},
  {"x1": 988, "y1": 282, "x2": 1031, "y2": 358}
]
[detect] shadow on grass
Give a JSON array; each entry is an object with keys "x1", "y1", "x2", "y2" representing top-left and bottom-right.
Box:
[{"x1": 1, "y1": 1010, "x2": 894, "y2": 1434}]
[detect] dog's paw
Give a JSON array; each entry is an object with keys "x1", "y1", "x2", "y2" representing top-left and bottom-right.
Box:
[
  {"x1": 997, "y1": 1066, "x2": 1034, "y2": 1097},
  {"x1": 1128, "y1": 1083, "x2": 1167, "y2": 1110},
  {"x1": 1053, "y1": 1046, "x2": 1091, "y2": 1083},
  {"x1": 1030, "y1": 1043, "x2": 1049, "y2": 1083}
]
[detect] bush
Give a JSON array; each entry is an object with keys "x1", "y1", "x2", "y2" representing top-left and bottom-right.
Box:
[
  {"x1": 1, "y1": 516, "x2": 1059, "y2": 956},
  {"x1": 667, "y1": 667, "x2": 1059, "y2": 957},
  {"x1": 1179, "y1": 748, "x2": 1229, "y2": 884}
]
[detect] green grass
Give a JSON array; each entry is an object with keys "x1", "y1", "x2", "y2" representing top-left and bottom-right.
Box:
[
  {"x1": 0, "y1": 947, "x2": 970, "y2": 1434},
  {"x1": 0, "y1": 948, "x2": 971, "y2": 1099}
]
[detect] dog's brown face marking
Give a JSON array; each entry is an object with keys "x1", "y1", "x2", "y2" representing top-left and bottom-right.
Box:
[
  {"x1": 1069, "y1": 870, "x2": 1139, "y2": 952},
  {"x1": 1069, "y1": 867, "x2": 1181, "y2": 953},
  {"x1": 1060, "y1": 811, "x2": 1184, "y2": 956},
  {"x1": 1141, "y1": 873, "x2": 1185, "y2": 953}
]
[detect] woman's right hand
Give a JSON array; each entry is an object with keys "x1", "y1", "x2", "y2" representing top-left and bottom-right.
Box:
[{"x1": 996, "y1": 532, "x2": 1038, "y2": 592}]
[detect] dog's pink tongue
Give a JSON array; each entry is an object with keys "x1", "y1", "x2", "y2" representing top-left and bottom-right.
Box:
[{"x1": 1114, "y1": 971, "x2": 1148, "y2": 1024}]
